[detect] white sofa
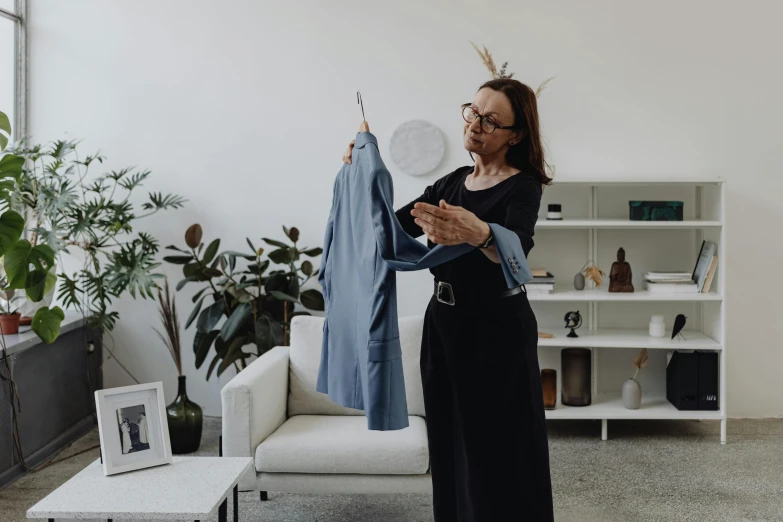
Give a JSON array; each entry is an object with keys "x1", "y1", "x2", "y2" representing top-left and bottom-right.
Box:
[{"x1": 220, "y1": 314, "x2": 432, "y2": 496}]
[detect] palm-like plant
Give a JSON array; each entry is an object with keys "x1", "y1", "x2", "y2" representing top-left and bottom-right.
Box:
[{"x1": 3, "y1": 133, "x2": 185, "y2": 332}]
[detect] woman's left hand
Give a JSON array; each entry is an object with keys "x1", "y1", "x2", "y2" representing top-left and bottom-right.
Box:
[{"x1": 411, "y1": 200, "x2": 490, "y2": 247}]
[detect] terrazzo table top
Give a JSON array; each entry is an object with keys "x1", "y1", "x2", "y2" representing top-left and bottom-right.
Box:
[{"x1": 26, "y1": 456, "x2": 253, "y2": 520}]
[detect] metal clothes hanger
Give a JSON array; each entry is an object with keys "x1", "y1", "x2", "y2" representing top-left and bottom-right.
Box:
[{"x1": 357, "y1": 91, "x2": 369, "y2": 132}]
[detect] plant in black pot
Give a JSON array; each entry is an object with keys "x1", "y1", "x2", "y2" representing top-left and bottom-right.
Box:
[
  {"x1": 164, "y1": 224, "x2": 324, "y2": 381},
  {"x1": 154, "y1": 277, "x2": 203, "y2": 453}
]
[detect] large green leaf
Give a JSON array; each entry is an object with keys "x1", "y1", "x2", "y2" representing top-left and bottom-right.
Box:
[
  {"x1": 299, "y1": 289, "x2": 324, "y2": 311},
  {"x1": 194, "y1": 329, "x2": 220, "y2": 368},
  {"x1": 217, "y1": 336, "x2": 249, "y2": 377},
  {"x1": 5, "y1": 240, "x2": 56, "y2": 289},
  {"x1": 196, "y1": 300, "x2": 226, "y2": 333},
  {"x1": 202, "y1": 239, "x2": 220, "y2": 265},
  {"x1": 0, "y1": 154, "x2": 24, "y2": 182},
  {"x1": 0, "y1": 111, "x2": 11, "y2": 146},
  {"x1": 268, "y1": 290, "x2": 298, "y2": 302},
  {"x1": 25, "y1": 269, "x2": 54, "y2": 302},
  {"x1": 301, "y1": 247, "x2": 323, "y2": 257},
  {"x1": 31, "y1": 306, "x2": 65, "y2": 344},
  {"x1": 253, "y1": 313, "x2": 285, "y2": 356},
  {"x1": 0, "y1": 210, "x2": 24, "y2": 257},
  {"x1": 163, "y1": 255, "x2": 193, "y2": 265},
  {"x1": 268, "y1": 248, "x2": 292, "y2": 264},
  {"x1": 262, "y1": 238, "x2": 289, "y2": 248},
  {"x1": 219, "y1": 302, "x2": 252, "y2": 341},
  {"x1": 185, "y1": 295, "x2": 205, "y2": 329}
]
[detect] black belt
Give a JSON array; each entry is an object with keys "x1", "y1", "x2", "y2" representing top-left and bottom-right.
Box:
[{"x1": 433, "y1": 280, "x2": 526, "y2": 306}]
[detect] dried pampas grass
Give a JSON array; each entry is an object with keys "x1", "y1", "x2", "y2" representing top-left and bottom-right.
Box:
[
  {"x1": 631, "y1": 348, "x2": 649, "y2": 381},
  {"x1": 470, "y1": 42, "x2": 554, "y2": 97},
  {"x1": 581, "y1": 261, "x2": 606, "y2": 287}
]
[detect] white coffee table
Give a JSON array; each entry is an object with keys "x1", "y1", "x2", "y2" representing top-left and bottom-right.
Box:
[{"x1": 26, "y1": 456, "x2": 253, "y2": 521}]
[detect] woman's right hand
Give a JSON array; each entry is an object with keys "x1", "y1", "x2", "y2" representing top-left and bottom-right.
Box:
[{"x1": 342, "y1": 140, "x2": 355, "y2": 164}]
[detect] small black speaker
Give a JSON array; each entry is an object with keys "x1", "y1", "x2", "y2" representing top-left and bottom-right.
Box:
[{"x1": 666, "y1": 350, "x2": 719, "y2": 411}]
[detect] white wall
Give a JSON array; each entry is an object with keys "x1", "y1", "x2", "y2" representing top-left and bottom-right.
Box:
[{"x1": 27, "y1": 0, "x2": 783, "y2": 417}]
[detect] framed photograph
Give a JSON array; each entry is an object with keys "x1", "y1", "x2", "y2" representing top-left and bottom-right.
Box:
[{"x1": 95, "y1": 382, "x2": 172, "y2": 476}]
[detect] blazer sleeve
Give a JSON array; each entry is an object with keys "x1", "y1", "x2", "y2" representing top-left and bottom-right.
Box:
[
  {"x1": 369, "y1": 165, "x2": 475, "y2": 272},
  {"x1": 394, "y1": 168, "x2": 464, "y2": 238},
  {"x1": 484, "y1": 177, "x2": 542, "y2": 288},
  {"x1": 317, "y1": 174, "x2": 339, "y2": 315}
]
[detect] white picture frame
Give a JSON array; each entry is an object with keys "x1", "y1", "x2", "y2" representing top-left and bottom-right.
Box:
[{"x1": 94, "y1": 382, "x2": 172, "y2": 476}]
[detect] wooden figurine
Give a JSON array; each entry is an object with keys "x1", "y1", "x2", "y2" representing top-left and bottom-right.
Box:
[{"x1": 609, "y1": 247, "x2": 634, "y2": 292}]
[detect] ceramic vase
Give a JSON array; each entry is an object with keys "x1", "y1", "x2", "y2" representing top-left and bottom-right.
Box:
[
  {"x1": 561, "y1": 348, "x2": 591, "y2": 406},
  {"x1": 622, "y1": 378, "x2": 642, "y2": 409},
  {"x1": 541, "y1": 369, "x2": 557, "y2": 410}
]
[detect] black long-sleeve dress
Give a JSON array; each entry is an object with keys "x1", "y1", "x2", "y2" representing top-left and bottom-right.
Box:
[{"x1": 395, "y1": 165, "x2": 554, "y2": 522}]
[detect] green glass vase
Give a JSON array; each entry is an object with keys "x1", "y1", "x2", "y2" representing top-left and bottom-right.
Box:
[{"x1": 166, "y1": 375, "x2": 203, "y2": 454}]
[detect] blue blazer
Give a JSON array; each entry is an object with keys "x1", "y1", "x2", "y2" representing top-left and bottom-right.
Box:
[{"x1": 316, "y1": 131, "x2": 532, "y2": 431}]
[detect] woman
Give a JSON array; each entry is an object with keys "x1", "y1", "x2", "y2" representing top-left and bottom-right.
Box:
[
  {"x1": 138, "y1": 412, "x2": 149, "y2": 445},
  {"x1": 343, "y1": 78, "x2": 554, "y2": 521},
  {"x1": 120, "y1": 418, "x2": 132, "y2": 454}
]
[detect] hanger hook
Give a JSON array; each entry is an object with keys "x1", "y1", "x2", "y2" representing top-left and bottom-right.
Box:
[{"x1": 357, "y1": 91, "x2": 366, "y2": 121}]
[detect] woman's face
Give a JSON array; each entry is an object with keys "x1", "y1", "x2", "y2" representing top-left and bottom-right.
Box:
[{"x1": 462, "y1": 87, "x2": 522, "y2": 156}]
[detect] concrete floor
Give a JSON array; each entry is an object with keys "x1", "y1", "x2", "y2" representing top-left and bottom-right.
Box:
[{"x1": 2, "y1": 417, "x2": 782, "y2": 522}]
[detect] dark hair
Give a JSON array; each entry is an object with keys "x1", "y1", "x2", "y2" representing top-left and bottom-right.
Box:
[{"x1": 476, "y1": 78, "x2": 552, "y2": 187}]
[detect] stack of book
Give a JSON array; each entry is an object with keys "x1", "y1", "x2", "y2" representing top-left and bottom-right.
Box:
[
  {"x1": 644, "y1": 240, "x2": 719, "y2": 294},
  {"x1": 644, "y1": 272, "x2": 698, "y2": 293},
  {"x1": 692, "y1": 240, "x2": 719, "y2": 293},
  {"x1": 527, "y1": 268, "x2": 554, "y2": 294}
]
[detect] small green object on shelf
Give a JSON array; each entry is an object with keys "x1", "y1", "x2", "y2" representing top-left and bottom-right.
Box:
[
  {"x1": 166, "y1": 375, "x2": 203, "y2": 454},
  {"x1": 629, "y1": 201, "x2": 683, "y2": 221}
]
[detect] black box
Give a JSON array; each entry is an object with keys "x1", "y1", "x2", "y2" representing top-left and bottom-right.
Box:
[
  {"x1": 629, "y1": 201, "x2": 684, "y2": 221},
  {"x1": 666, "y1": 350, "x2": 719, "y2": 411}
]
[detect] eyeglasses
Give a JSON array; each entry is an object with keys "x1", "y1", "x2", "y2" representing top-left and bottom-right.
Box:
[{"x1": 461, "y1": 103, "x2": 515, "y2": 134}]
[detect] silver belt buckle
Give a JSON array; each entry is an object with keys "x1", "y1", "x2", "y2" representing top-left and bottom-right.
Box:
[{"x1": 436, "y1": 281, "x2": 456, "y2": 306}]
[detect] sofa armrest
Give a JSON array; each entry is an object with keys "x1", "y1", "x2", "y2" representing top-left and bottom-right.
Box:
[{"x1": 221, "y1": 345, "x2": 290, "y2": 460}]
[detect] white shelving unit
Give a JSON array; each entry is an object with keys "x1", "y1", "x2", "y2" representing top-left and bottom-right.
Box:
[{"x1": 530, "y1": 178, "x2": 726, "y2": 443}]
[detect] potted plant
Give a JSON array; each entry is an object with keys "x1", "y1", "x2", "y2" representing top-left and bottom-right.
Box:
[
  {"x1": 164, "y1": 224, "x2": 324, "y2": 381},
  {"x1": 3, "y1": 112, "x2": 185, "y2": 334},
  {"x1": 622, "y1": 348, "x2": 649, "y2": 409},
  {"x1": 0, "y1": 111, "x2": 64, "y2": 342},
  {"x1": 0, "y1": 284, "x2": 25, "y2": 334},
  {"x1": 154, "y1": 277, "x2": 203, "y2": 454}
]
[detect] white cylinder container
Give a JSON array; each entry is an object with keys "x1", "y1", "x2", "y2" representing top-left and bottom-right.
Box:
[{"x1": 649, "y1": 315, "x2": 666, "y2": 338}]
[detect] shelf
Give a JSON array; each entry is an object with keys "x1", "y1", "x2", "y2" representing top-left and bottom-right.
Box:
[
  {"x1": 536, "y1": 328, "x2": 721, "y2": 350},
  {"x1": 540, "y1": 178, "x2": 725, "y2": 186},
  {"x1": 545, "y1": 393, "x2": 724, "y2": 420},
  {"x1": 527, "y1": 288, "x2": 722, "y2": 301},
  {"x1": 536, "y1": 219, "x2": 722, "y2": 229}
]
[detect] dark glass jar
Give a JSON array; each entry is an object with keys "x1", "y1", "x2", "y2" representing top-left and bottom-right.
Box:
[
  {"x1": 166, "y1": 375, "x2": 203, "y2": 454},
  {"x1": 561, "y1": 348, "x2": 592, "y2": 406},
  {"x1": 541, "y1": 369, "x2": 557, "y2": 410}
]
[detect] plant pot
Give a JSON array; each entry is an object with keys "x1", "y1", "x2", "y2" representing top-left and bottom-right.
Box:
[
  {"x1": 622, "y1": 378, "x2": 642, "y2": 409},
  {"x1": 0, "y1": 312, "x2": 21, "y2": 335},
  {"x1": 166, "y1": 375, "x2": 203, "y2": 454}
]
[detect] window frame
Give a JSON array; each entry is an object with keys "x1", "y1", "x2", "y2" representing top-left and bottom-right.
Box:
[{"x1": 0, "y1": 0, "x2": 27, "y2": 140}]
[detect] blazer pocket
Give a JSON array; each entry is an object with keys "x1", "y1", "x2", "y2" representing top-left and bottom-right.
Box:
[{"x1": 368, "y1": 337, "x2": 402, "y2": 362}]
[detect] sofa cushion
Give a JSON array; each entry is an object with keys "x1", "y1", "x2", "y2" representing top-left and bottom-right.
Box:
[
  {"x1": 255, "y1": 415, "x2": 429, "y2": 475},
  {"x1": 287, "y1": 315, "x2": 425, "y2": 417}
]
